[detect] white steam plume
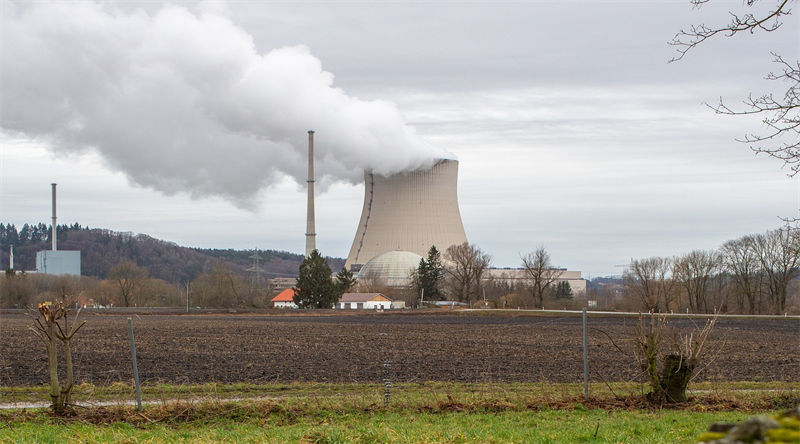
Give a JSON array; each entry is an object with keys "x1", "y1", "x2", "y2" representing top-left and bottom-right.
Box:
[{"x1": 0, "y1": 2, "x2": 451, "y2": 206}]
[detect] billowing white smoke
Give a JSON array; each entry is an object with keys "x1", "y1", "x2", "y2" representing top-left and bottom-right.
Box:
[{"x1": 0, "y1": 2, "x2": 450, "y2": 206}]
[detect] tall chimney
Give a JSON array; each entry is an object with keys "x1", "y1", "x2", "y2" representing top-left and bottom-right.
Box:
[
  {"x1": 9, "y1": 245, "x2": 13, "y2": 271},
  {"x1": 51, "y1": 183, "x2": 57, "y2": 251},
  {"x1": 305, "y1": 131, "x2": 316, "y2": 257}
]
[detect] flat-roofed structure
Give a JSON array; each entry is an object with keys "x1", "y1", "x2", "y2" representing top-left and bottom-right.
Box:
[
  {"x1": 486, "y1": 268, "x2": 586, "y2": 295},
  {"x1": 35, "y1": 250, "x2": 81, "y2": 276}
]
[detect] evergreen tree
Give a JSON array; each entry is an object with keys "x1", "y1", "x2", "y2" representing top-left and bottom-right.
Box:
[
  {"x1": 294, "y1": 250, "x2": 337, "y2": 309},
  {"x1": 335, "y1": 267, "x2": 356, "y2": 296},
  {"x1": 412, "y1": 246, "x2": 445, "y2": 303},
  {"x1": 554, "y1": 281, "x2": 573, "y2": 299}
]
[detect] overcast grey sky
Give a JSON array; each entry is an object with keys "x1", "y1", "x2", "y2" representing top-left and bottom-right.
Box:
[{"x1": 1, "y1": 0, "x2": 797, "y2": 277}]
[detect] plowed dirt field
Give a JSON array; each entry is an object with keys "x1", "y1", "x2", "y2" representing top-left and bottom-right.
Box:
[{"x1": 1, "y1": 312, "x2": 796, "y2": 385}]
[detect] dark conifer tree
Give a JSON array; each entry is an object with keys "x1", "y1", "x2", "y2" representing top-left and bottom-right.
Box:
[
  {"x1": 335, "y1": 267, "x2": 356, "y2": 296},
  {"x1": 294, "y1": 250, "x2": 337, "y2": 309},
  {"x1": 412, "y1": 245, "x2": 444, "y2": 303},
  {"x1": 554, "y1": 281, "x2": 573, "y2": 299}
]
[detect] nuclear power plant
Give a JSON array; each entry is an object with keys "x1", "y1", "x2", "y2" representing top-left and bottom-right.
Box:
[
  {"x1": 344, "y1": 159, "x2": 468, "y2": 273},
  {"x1": 292, "y1": 134, "x2": 585, "y2": 296}
]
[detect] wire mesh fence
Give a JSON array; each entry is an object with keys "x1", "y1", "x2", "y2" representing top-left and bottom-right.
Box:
[{"x1": 1, "y1": 310, "x2": 798, "y2": 407}]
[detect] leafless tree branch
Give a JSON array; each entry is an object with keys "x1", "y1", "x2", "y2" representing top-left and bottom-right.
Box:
[
  {"x1": 669, "y1": 0, "x2": 791, "y2": 62},
  {"x1": 671, "y1": 2, "x2": 799, "y2": 180}
]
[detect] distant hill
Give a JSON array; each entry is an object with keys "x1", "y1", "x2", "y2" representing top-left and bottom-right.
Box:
[
  {"x1": 0, "y1": 222, "x2": 345, "y2": 283},
  {"x1": 586, "y1": 276, "x2": 624, "y2": 290}
]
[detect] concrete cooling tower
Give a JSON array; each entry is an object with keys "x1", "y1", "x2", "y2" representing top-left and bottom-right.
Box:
[{"x1": 345, "y1": 159, "x2": 468, "y2": 272}]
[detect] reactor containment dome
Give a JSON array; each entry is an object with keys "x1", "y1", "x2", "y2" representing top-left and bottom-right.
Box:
[
  {"x1": 345, "y1": 159, "x2": 467, "y2": 272},
  {"x1": 356, "y1": 250, "x2": 423, "y2": 287}
]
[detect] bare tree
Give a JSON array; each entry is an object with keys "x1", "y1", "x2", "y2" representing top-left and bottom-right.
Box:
[
  {"x1": 521, "y1": 246, "x2": 563, "y2": 308},
  {"x1": 673, "y1": 250, "x2": 720, "y2": 313},
  {"x1": 670, "y1": 1, "x2": 799, "y2": 192},
  {"x1": 443, "y1": 242, "x2": 492, "y2": 304},
  {"x1": 754, "y1": 228, "x2": 800, "y2": 312},
  {"x1": 624, "y1": 257, "x2": 677, "y2": 313},
  {"x1": 721, "y1": 236, "x2": 764, "y2": 314},
  {"x1": 108, "y1": 260, "x2": 148, "y2": 307},
  {"x1": 192, "y1": 261, "x2": 245, "y2": 308}
]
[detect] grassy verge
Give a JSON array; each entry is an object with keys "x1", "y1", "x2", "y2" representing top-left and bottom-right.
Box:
[
  {"x1": 1, "y1": 382, "x2": 796, "y2": 443},
  {"x1": 2, "y1": 381, "x2": 797, "y2": 406},
  {"x1": 0, "y1": 407, "x2": 759, "y2": 443}
]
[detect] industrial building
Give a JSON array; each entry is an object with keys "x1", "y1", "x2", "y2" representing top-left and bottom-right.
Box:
[
  {"x1": 485, "y1": 268, "x2": 586, "y2": 295},
  {"x1": 345, "y1": 159, "x2": 467, "y2": 272},
  {"x1": 36, "y1": 183, "x2": 81, "y2": 276},
  {"x1": 35, "y1": 250, "x2": 81, "y2": 276}
]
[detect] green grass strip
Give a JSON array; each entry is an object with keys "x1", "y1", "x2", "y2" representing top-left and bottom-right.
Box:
[{"x1": 0, "y1": 409, "x2": 762, "y2": 443}]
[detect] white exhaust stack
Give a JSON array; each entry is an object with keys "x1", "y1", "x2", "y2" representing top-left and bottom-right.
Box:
[
  {"x1": 51, "y1": 183, "x2": 57, "y2": 251},
  {"x1": 305, "y1": 130, "x2": 316, "y2": 257}
]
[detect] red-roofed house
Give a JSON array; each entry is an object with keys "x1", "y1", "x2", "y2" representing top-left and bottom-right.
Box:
[{"x1": 271, "y1": 288, "x2": 298, "y2": 309}]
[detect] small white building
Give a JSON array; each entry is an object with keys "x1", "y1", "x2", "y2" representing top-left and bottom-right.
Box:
[
  {"x1": 271, "y1": 288, "x2": 298, "y2": 309},
  {"x1": 337, "y1": 293, "x2": 392, "y2": 310}
]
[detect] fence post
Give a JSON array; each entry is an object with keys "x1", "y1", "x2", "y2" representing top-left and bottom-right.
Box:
[
  {"x1": 127, "y1": 317, "x2": 142, "y2": 411},
  {"x1": 582, "y1": 307, "x2": 588, "y2": 400},
  {"x1": 379, "y1": 332, "x2": 391, "y2": 407}
]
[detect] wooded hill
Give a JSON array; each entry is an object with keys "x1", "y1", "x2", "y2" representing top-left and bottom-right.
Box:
[{"x1": 0, "y1": 222, "x2": 345, "y2": 284}]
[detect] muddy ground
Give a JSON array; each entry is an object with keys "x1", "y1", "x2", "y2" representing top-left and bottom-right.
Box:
[{"x1": 1, "y1": 312, "x2": 797, "y2": 386}]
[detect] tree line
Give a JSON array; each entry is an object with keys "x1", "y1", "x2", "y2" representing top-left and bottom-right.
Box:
[
  {"x1": 624, "y1": 227, "x2": 799, "y2": 315},
  {"x1": 1, "y1": 259, "x2": 280, "y2": 309},
  {"x1": 0, "y1": 222, "x2": 319, "y2": 284},
  {"x1": 0, "y1": 222, "x2": 84, "y2": 247}
]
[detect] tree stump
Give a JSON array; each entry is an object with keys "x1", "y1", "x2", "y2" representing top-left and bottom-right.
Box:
[{"x1": 660, "y1": 354, "x2": 693, "y2": 403}]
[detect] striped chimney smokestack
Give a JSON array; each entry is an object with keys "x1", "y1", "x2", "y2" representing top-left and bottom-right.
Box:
[{"x1": 305, "y1": 130, "x2": 316, "y2": 257}]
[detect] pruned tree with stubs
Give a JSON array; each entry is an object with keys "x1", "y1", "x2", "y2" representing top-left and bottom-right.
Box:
[
  {"x1": 634, "y1": 313, "x2": 717, "y2": 404},
  {"x1": 29, "y1": 298, "x2": 86, "y2": 414}
]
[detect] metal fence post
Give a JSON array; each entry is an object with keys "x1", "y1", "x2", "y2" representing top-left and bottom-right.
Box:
[
  {"x1": 582, "y1": 307, "x2": 589, "y2": 400},
  {"x1": 127, "y1": 317, "x2": 142, "y2": 411},
  {"x1": 379, "y1": 332, "x2": 391, "y2": 407}
]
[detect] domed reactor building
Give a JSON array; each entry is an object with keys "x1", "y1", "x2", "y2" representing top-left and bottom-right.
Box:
[{"x1": 345, "y1": 159, "x2": 468, "y2": 273}]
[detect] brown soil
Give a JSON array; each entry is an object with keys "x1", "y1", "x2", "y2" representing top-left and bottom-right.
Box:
[{"x1": 1, "y1": 312, "x2": 797, "y2": 386}]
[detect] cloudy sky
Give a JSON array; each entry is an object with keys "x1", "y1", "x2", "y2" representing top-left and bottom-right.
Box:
[{"x1": 1, "y1": 0, "x2": 797, "y2": 277}]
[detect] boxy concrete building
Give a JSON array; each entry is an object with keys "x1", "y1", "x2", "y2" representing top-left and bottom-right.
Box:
[{"x1": 35, "y1": 250, "x2": 81, "y2": 276}]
